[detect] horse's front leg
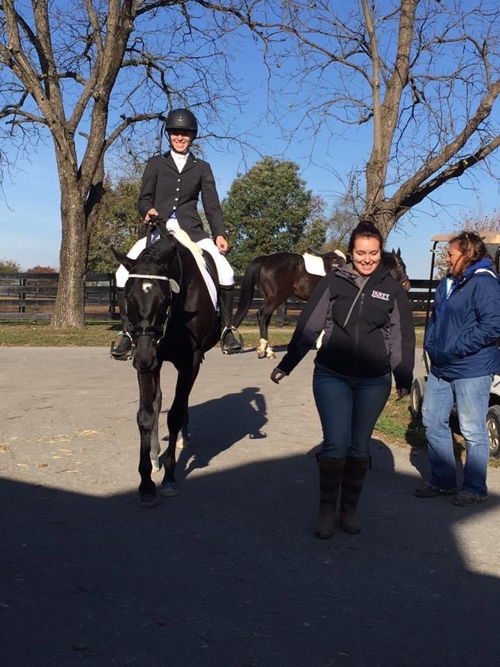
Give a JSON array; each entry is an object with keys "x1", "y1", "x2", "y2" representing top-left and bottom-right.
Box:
[
  {"x1": 136, "y1": 368, "x2": 161, "y2": 508},
  {"x1": 161, "y1": 355, "x2": 201, "y2": 497},
  {"x1": 150, "y1": 384, "x2": 163, "y2": 472}
]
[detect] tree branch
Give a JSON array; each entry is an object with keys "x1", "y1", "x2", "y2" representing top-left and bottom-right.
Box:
[
  {"x1": 390, "y1": 80, "x2": 500, "y2": 213},
  {"x1": 395, "y1": 135, "x2": 500, "y2": 218}
]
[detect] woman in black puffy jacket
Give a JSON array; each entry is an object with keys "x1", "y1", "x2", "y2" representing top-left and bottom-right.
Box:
[{"x1": 271, "y1": 221, "x2": 415, "y2": 539}]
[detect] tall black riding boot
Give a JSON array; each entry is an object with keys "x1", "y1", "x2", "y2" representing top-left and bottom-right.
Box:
[
  {"x1": 220, "y1": 286, "x2": 243, "y2": 354},
  {"x1": 340, "y1": 456, "x2": 370, "y2": 534},
  {"x1": 110, "y1": 289, "x2": 133, "y2": 360},
  {"x1": 316, "y1": 457, "x2": 345, "y2": 539}
]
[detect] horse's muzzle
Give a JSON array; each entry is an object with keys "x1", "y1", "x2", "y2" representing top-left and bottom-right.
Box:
[{"x1": 132, "y1": 336, "x2": 160, "y2": 372}]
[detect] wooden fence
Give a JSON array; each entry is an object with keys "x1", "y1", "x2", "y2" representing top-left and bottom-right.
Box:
[
  {"x1": 0, "y1": 272, "x2": 116, "y2": 320},
  {"x1": 0, "y1": 272, "x2": 437, "y2": 322}
]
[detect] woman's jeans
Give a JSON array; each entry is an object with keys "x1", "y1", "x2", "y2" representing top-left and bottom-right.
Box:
[
  {"x1": 312, "y1": 365, "x2": 392, "y2": 459},
  {"x1": 422, "y1": 373, "x2": 492, "y2": 496}
]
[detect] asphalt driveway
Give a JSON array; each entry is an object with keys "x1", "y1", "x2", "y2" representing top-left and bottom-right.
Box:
[{"x1": 1, "y1": 346, "x2": 499, "y2": 666}]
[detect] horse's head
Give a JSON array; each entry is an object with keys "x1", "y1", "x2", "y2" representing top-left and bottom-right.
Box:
[
  {"x1": 112, "y1": 238, "x2": 179, "y2": 372},
  {"x1": 383, "y1": 248, "x2": 411, "y2": 290}
]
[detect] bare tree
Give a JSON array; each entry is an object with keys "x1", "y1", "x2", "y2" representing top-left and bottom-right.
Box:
[
  {"x1": 199, "y1": 0, "x2": 499, "y2": 238},
  {"x1": 0, "y1": 0, "x2": 243, "y2": 327},
  {"x1": 460, "y1": 210, "x2": 500, "y2": 232}
]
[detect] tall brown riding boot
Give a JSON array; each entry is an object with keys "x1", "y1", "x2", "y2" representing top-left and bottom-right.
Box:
[
  {"x1": 340, "y1": 456, "x2": 369, "y2": 534},
  {"x1": 315, "y1": 457, "x2": 345, "y2": 539}
]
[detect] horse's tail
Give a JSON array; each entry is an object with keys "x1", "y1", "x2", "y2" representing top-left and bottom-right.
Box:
[{"x1": 232, "y1": 257, "x2": 263, "y2": 328}]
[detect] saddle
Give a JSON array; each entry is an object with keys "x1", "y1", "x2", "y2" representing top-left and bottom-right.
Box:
[{"x1": 148, "y1": 216, "x2": 218, "y2": 309}]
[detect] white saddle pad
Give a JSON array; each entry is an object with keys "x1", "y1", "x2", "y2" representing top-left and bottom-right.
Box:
[
  {"x1": 165, "y1": 219, "x2": 218, "y2": 309},
  {"x1": 302, "y1": 250, "x2": 347, "y2": 277},
  {"x1": 303, "y1": 253, "x2": 327, "y2": 276}
]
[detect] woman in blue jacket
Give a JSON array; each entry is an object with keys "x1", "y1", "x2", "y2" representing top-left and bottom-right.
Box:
[{"x1": 416, "y1": 231, "x2": 500, "y2": 505}]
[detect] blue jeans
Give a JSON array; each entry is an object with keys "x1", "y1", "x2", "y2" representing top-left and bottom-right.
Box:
[
  {"x1": 422, "y1": 373, "x2": 492, "y2": 496},
  {"x1": 312, "y1": 365, "x2": 392, "y2": 459}
]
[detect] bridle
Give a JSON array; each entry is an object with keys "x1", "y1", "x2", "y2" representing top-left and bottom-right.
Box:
[{"x1": 127, "y1": 273, "x2": 174, "y2": 345}]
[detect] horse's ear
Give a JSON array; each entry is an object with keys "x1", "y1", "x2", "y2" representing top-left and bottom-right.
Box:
[
  {"x1": 397, "y1": 247, "x2": 401, "y2": 258},
  {"x1": 112, "y1": 247, "x2": 135, "y2": 272}
]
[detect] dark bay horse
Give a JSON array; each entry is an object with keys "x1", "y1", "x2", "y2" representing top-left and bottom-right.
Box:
[
  {"x1": 233, "y1": 249, "x2": 410, "y2": 359},
  {"x1": 113, "y1": 233, "x2": 220, "y2": 507}
]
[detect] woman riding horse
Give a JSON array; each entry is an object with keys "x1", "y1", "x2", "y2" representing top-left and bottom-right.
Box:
[{"x1": 112, "y1": 108, "x2": 242, "y2": 359}]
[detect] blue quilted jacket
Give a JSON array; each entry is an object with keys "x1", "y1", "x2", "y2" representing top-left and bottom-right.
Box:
[{"x1": 425, "y1": 258, "x2": 500, "y2": 380}]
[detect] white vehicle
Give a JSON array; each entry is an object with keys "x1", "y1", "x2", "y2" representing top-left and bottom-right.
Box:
[{"x1": 410, "y1": 232, "x2": 500, "y2": 458}]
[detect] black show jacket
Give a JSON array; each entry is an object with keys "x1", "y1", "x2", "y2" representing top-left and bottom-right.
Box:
[
  {"x1": 137, "y1": 151, "x2": 227, "y2": 242},
  {"x1": 277, "y1": 264, "x2": 415, "y2": 390}
]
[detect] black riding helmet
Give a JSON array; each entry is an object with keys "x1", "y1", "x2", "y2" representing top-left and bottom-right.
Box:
[{"x1": 164, "y1": 108, "x2": 198, "y2": 139}]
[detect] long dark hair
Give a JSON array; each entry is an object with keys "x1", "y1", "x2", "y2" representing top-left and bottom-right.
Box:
[
  {"x1": 449, "y1": 231, "x2": 489, "y2": 278},
  {"x1": 347, "y1": 221, "x2": 384, "y2": 255}
]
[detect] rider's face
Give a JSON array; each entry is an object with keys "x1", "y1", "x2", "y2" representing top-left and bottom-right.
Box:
[
  {"x1": 169, "y1": 130, "x2": 195, "y2": 153},
  {"x1": 352, "y1": 236, "x2": 382, "y2": 276}
]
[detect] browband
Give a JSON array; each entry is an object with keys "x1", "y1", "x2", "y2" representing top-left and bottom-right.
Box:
[{"x1": 128, "y1": 274, "x2": 170, "y2": 281}]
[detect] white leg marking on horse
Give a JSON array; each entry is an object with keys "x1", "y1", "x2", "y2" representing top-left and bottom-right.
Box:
[
  {"x1": 150, "y1": 456, "x2": 161, "y2": 473},
  {"x1": 257, "y1": 338, "x2": 268, "y2": 358},
  {"x1": 266, "y1": 345, "x2": 276, "y2": 360}
]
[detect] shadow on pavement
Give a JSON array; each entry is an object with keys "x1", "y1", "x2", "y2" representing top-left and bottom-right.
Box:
[
  {"x1": 2, "y1": 437, "x2": 499, "y2": 666},
  {"x1": 175, "y1": 386, "x2": 268, "y2": 478}
]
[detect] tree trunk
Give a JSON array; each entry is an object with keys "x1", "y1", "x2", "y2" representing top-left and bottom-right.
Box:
[
  {"x1": 51, "y1": 189, "x2": 89, "y2": 329},
  {"x1": 371, "y1": 206, "x2": 397, "y2": 242}
]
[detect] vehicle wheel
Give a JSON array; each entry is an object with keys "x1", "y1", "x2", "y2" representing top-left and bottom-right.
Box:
[
  {"x1": 486, "y1": 404, "x2": 500, "y2": 458},
  {"x1": 410, "y1": 377, "x2": 426, "y2": 422}
]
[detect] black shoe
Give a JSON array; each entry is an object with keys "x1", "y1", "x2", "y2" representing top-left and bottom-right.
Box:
[
  {"x1": 221, "y1": 326, "x2": 243, "y2": 354},
  {"x1": 111, "y1": 333, "x2": 133, "y2": 360},
  {"x1": 414, "y1": 483, "x2": 455, "y2": 498},
  {"x1": 453, "y1": 492, "x2": 488, "y2": 506}
]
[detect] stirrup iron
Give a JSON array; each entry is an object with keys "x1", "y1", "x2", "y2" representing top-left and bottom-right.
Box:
[
  {"x1": 110, "y1": 331, "x2": 134, "y2": 360},
  {"x1": 220, "y1": 325, "x2": 243, "y2": 355}
]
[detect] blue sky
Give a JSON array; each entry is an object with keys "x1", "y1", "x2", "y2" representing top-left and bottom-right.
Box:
[
  {"x1": 1, "y1": 119, "x2": 497, "y2": 279},
  {"x1": 1, "y1": 3, "x2": 499, "y2": 278}
]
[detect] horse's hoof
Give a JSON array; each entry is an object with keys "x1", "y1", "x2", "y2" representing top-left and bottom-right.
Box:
[
  {"x1": 257, "y1": 351, "x2": 266, "y2": 359},
  {"x1": 151, "y1": 457, "x2": 161, "y2": 473},
  {"x1": 138, "y1": 490, "x2": 159, "y2": 508},
  {"x1": 160, "y1": 482, "x2": 180, "y2": 497}
]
